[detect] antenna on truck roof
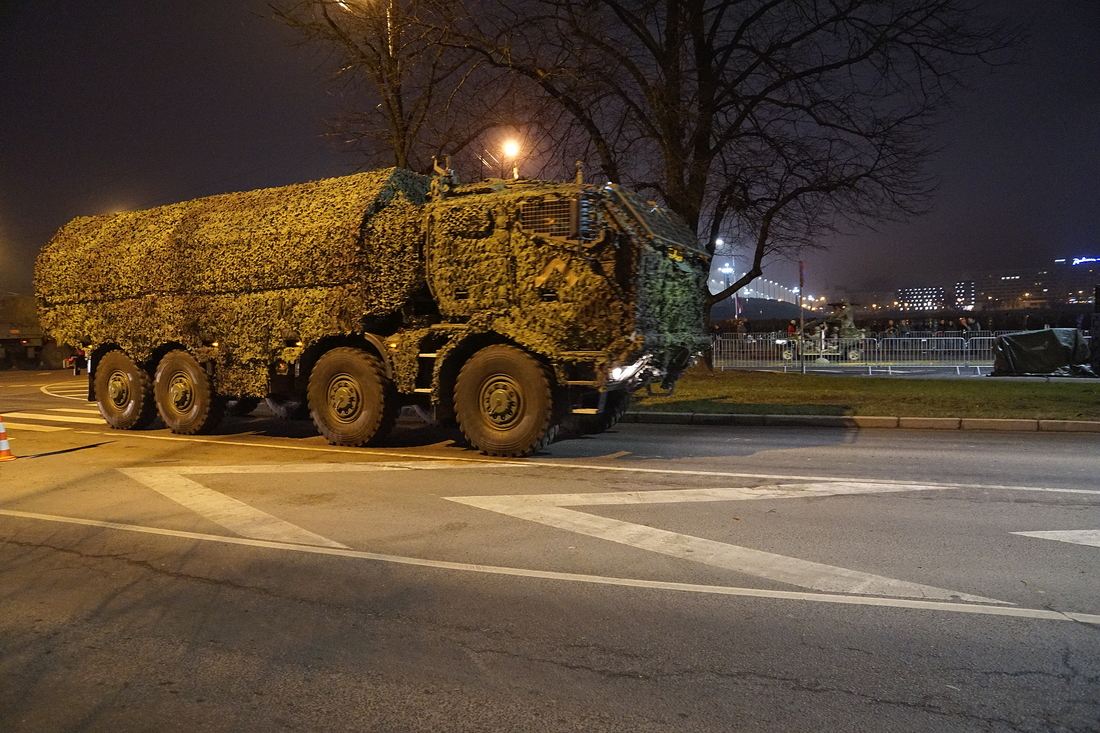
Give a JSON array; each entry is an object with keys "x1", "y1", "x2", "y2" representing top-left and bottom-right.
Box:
[{"x1": 431, "y1": 155, "x2": 457, "y2": 199}]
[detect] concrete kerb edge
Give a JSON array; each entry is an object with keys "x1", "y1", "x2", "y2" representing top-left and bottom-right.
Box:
[{"x1": 624, "y1": 412, "x2": 1100, "y2": 433}]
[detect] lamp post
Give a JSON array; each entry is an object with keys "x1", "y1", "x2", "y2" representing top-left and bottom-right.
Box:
[
  {"x1": 502, "y1": 140, "x2": 520, "y2": 179},
  {"x1": 718, "y1": 262, "x2": 733, "y2": 290}
]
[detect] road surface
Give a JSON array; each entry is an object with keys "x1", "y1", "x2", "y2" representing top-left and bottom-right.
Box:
[{"x1": 1, "y1": 370, "x2": 1097, "y2": 731}]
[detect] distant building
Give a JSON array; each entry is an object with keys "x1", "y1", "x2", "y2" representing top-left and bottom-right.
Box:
[
  {"x1": 882, "y1": 259, "x2": 1099, "y2": 312},
  {"x1": 954, "y1": 281, "x2": 976, "y2": 309},
  {"x1": 975, "y1": 258, "x2": 1100, "y2": 308},
  {"x1": 897, "y1": 286, "x2": 946, "y2": 311}
]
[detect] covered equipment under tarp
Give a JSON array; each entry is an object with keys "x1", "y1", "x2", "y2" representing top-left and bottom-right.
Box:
[{"x1": 991, "y1": 328, "x2": 1096, "y2": 377}]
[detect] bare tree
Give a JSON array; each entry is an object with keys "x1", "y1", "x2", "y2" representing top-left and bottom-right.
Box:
[
  {"x1": 274, "y1": 0, "x2": 1016, "y2": 313},
  {"x1": 457, "y1": 0, "x2": 1017, "y2": 310},
  {"x1": 270, "y1": 0, "x2": 516, "y2": 173}
]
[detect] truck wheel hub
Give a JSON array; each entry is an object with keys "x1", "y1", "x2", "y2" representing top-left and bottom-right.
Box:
[
  {"x1": 482, "y1": 377, "x2": 520, "y2": 428},
  {"x1": 168, "y1": 375, "x2": 194, "y2": 411},
  {"x1": 328, "y1": 377, "x2": 360, "y2": 420},
  {"x1": 107, "y1": 371, "x2": 129, "y2": 407}
]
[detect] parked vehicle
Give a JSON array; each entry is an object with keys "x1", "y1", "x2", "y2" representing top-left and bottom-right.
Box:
[
  {"x1": 36, "y1": 165, "x2": 708, "y2": 455},
  {"x1": 0, "y1": 294, "x2": 72, "y2": 369},
  {"x1": 776, "y1": 334, "x2": 864, "y2": 362}
]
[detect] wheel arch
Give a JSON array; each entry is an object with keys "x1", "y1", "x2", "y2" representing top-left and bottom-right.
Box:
[
  {"x1": 288, "y1": 334, "x2": 393, "y2": 401},
  {"x1": 434, "y1": 333, "x2": 556, "y2": 424},
  {"x1": 88, "y1": 342, "x2": 156, "y2": 401}
]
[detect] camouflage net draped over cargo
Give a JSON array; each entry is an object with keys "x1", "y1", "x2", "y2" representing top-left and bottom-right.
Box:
[
  {"x1": 423, "y1": 182, "x2": 708, "y2": 385},
  {"x1": 36, "y1": 169, "x2": 429, "y2": 395}
]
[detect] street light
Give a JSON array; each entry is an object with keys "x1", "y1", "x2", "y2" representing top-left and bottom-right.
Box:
[
  {"x1": 503, "y1": 140, "x2": 520, "y2": 179},
  {"x1": 718, "y1": 263, "x2": 734, "y2": 290}
]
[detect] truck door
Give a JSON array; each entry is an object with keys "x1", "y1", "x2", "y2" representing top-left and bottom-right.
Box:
[{"x1": 426, "y1": 204, "x2": 513, "y2": 318}]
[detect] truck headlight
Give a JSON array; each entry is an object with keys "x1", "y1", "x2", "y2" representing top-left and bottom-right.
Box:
[{"x1": 609, "y1": 355, "x2": 652, "y2": 384}]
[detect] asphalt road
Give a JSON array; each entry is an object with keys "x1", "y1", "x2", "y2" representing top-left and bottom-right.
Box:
[{"x1": 1, "y1": 370, "x2": 1098, "y2": 732}]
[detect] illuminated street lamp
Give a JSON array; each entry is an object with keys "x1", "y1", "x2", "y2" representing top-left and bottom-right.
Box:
[
  {"x1": 502, "y1": 140, "x2": 520, "y2": 179},
  {"x1": 718, "y1": 262, "x2": 734, "y2": 289}
]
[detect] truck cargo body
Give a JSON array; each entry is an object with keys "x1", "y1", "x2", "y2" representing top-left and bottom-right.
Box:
[{"x1": 36, "y1": 167, "x2": 708, "y2": 456}]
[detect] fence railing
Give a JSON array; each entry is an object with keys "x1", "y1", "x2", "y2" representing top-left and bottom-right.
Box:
[{"x1": 710, "y1": 330, "x2": 1084, "y2": 372}]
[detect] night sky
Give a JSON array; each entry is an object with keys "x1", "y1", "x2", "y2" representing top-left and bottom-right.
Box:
[{"x1": 2, "y1": 0, "x2": 1098, "y2": 300}]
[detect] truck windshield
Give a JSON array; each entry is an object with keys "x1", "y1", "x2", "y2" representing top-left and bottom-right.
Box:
[{"x1": 604, "y1": 185, "x2": 705, "y2": 255}]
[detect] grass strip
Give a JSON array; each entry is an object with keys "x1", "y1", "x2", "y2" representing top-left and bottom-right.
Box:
[{"x1": 631, "y1": 369, "x2": 1100, "y2": 420}]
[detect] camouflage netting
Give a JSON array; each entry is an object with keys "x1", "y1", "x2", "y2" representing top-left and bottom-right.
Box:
[
  {"x1": 421, "y1": 181, "x2": 708, "y2": 387},
  {"x1": 36, "y1": 168, "x2": 429, "y2": 395},
  {"x1": 36, "y1": 168, "x2": 707, "y2": 399}
]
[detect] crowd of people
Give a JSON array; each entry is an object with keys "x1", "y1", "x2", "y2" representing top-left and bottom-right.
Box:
[{"x1": 877, "y1": 317, "x2": 983, "y2": 335}]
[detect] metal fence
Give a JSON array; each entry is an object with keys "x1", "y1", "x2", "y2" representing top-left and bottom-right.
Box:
[{"x1": 710, "y1": 330, "x2": 1079, "y2": 374}]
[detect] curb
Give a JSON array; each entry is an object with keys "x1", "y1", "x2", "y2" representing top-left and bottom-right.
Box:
[{"x1": 622, "y1": 412, "x2": 1100, "y2": 433}]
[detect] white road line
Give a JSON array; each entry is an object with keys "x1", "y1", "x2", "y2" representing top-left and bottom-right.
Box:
[
  {"x1": 74, "y1": 429, "x2": 497, "y2": 463},
  {"x1": 60, "y1": 429, "x2": 1100, "y2": 497},
  {"x1": 1014, "y1": 530, "x2": 1100, "y2": 548},
  {"x1": 40, "y1": 384, "x2": 89, "y2": 401},
  {"x1": 120, "y1": 467, "x2": 349, "y2": 548},
  {"x1": 0, "y1": 507, "x2": 1095, "y2": 625},
  {"x1": 448, "y1": 483, "x2": 1007, "y2": 604},
  {"x1": 4, "y1": 411, "x2": 103, "y2": 424},
  {"x1": 161, "y1": 461, "x2": 481, "y2": 475},
  {"x1": 0, "y1": 422, "x2": 71, "y2": 432},
  {"x1": 48, "y1": 408, "x2": 101, "y2": 415}
]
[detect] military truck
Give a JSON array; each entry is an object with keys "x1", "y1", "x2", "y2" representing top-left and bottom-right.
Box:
[
  {"x1": 36, "y1": 165, "x2": 708, "y2": 456},
  {"x1": 0, "y1": 294, "x2": 72, "y2": 370}
]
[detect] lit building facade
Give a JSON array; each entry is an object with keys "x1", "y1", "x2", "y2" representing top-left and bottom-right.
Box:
[
  {"x1": 975, "y1": 258, "x2": 1100, "y2": 308},
  {"x1": 954, "y1": 281, "x2": 976, "y2": 309},
  {"x1": 896, "y1": 286, "x2": 946, "y2": 311}
]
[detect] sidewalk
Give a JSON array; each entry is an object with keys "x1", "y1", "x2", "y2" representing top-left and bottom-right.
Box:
[{"x1": 623, "y1": 411, "x2": 1100, "y2": 433}]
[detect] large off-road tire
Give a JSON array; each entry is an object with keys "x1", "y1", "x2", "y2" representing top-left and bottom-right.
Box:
[
  {"x1": 154, "y1": 350, "x2": 224, "y2": 435},
  {"x1": 574, "y1": 390, "x2": 630, "y2": 436},
  {"x1": 40, "y1": 343, "x2": 72, "y2": 370},
  {"x1": 264, "y1": 395, "x2": 309, "y2": 420},
  {"x1": 307, "y1": 347, "x2": 398, "y2": 446},
  {"x1": 454, "y1": 344, "x2": 557, "y2": 457},
  {"x1": 94, "y1": 350, "x2": 157, "y2": 430}
]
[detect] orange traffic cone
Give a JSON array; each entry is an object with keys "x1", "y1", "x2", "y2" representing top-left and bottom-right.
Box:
[{"x1": 0, "y1": 416, "x2": 16, "y2": 462}]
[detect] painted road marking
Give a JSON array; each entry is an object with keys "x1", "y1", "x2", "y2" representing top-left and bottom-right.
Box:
[
  {"x1": 0, "y1": 506, "x2": 1096, "y2": 625},
  {"x1": 448, "y1": 483, "x2": 1008, "y2": 604},
  {"x1": 40, "y1": 383, "x2": 89, "y2": 401},
  {"x1": 48, "y1": 407, "x2": 101, "y2": 415},
  {"x1": 147, "y1": 461, "x2": 480, "y2": 475},
  {"x1": 121, "y1": 467, "x2": 350, "y2": 548},
  {"x1": 58, "y1": 422, "x2": 1100, "y2": 499},
  {"x1": 4, "y1": 411, "x2": 103, "y2": 424},
  {"x1": 1014, "y1": 529, "x2": 1100, "y2": 548},
  {"x1": 0, "y1": 422, "x2": 71, "y2": 432},
  {"x1": 117, "y1": 462, "x2": 480, "y2": 548}
]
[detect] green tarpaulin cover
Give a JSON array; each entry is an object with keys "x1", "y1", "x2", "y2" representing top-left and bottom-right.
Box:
[{"x1": 991, "y1": 328, "x2": 1096, "y2": 377}]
